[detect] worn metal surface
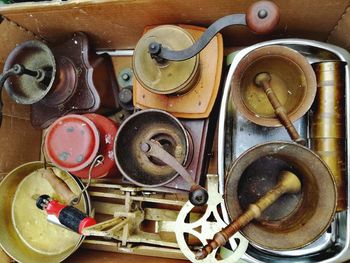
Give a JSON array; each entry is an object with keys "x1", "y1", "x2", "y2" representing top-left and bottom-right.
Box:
[
  {"x1": 114, "y1": 109, "x2": 192, "y2": 187},
  {"x1": 148, "y1": 1, "x2": 279, "y2": 61},
  {"x1": 197, "y1": 171, "x2": 301, "y2": 260},
  {"x1": 82, "y1": 180, "x2": 202, "y2": 260},
  {"x1": 232, "y1": 45, "x2": 316, "y2": 127},
  {"x1": 141, "y1": 140, "x2": 195, "y2": 186},
  {"x1": 175, "y1": 174, "x2": 249, "y2": 262},
  {"x1": 133, "y1": 25, "x2": 199, "y2": 95},
  {"x1": 310, "y1": 61, "x2": 347, "y2": 211},
  {"x1": 218, "y1": 39, "x2": 350, "y2": 262},
  {"x1": 133, "y1": 25, "x2": 223, "y2": 119},
  {"x1": 225, "y1": 141, "x2": 336, "y2": 251},
  {"x1": 254, "y1": 72, "x2": 305, "y2": 144},
  {"x1": 3, "y1": 40, "x2": 56, "y2": 105},
  {"x1": 311, "y1": 61, "x2": 346, "y2": 138},
  {"x1": 0, "y1": 162, "x2": 90, "y2": 263},
  {"x1": 140, "y1": 140, "x2": 208, "y2": 206},
  {"x1": 148, "y1": 15, "x2": 245, "y2": 62}
]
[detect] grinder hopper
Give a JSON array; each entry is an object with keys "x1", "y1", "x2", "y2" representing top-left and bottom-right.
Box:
[{"x1": 0, "y1": 40, "x2": 56, "y2": 126}]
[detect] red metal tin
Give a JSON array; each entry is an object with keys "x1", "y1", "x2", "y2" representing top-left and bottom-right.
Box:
[{"x1": 45, "y1": 114, "x2": 118, "y2": 178}]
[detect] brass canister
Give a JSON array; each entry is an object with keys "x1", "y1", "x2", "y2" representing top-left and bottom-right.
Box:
[
  {"x1": 311, "y1": 61, "x2": 346, "y2": 138},
  {"x1": 310, "y1": 60, "x2": 347, "y2": 211},
  {"x1": 310, "y1": 138, "x2": 346, "y2": 210}
]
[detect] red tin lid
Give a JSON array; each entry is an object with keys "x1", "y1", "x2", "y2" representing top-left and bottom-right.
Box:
[
  {"x1": 73, "y1": 114, "x2": 118, "y2": 179},
  {"x1": 45, "y1": 114, "x2": 100, "y2": 172}
]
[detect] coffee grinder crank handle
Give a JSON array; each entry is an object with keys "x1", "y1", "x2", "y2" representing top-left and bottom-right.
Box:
[
  {"x1": 148, "y1": 1, "x2": 280, "y2": 62},
  {"x1": 141, "y1": 140, "x2": 209, "y2": 206}
]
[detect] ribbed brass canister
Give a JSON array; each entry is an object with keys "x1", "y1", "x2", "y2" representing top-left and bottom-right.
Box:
[{"x1": 310, "y1": 60, "x2": 347, "y2": 211}]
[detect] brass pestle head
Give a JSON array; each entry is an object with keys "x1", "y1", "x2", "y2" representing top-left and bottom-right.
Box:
[
  {"x1": 278, "y1": 171, "x2": 302, "y2": 194},
  {"x1": 254, "y1": 72, "x2": 272, "y2": 87}
]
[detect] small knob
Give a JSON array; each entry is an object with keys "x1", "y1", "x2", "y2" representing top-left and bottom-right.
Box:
[
  {"x1": 189, "y1": 185, "x2": 209, "y2": 206},
  {"x1": 148, "y1": 42, "x2": 162, "y2": 56},
  {"x1": 121, "y1": 73, "x2": 130, "y2": 81},
  {"x1": 119, "y1": 88, "x2": 133, "y2": 105},
  {"x1": 246, "y1": 1, "x2": 280, "y2": 34}
]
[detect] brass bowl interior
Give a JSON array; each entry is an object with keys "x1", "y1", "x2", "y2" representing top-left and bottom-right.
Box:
[
  {"x1": 4, "y1": 40, "x2": 56, "y2": 105},
  {"x1": 115, "y1": 109, "x2": 190, "y2": 187},
  {"x1": 0, "y1": 162, "x2": 87, "y2": 263},
  {"x1": 225, "y1": 142, "x2": 336, "y2": 250},
  {"x1": 238, "y1": 155, "x2": 304, "y2": 223},
  {"x1": 232, "y1": 45, "x2": 316, "y2": 127}
]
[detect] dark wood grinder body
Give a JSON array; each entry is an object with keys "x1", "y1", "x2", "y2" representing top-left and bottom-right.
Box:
[{"x1": 31, "y1": 32, "x2": 118, "y2": 128}]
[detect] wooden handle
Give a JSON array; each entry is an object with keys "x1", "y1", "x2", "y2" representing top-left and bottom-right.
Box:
[
  {"x1": 39, "y1": 168, "x2": 79, "y2": 205},
  {"x1": 195, "y1": 171, "x2": 301, "y2": 260},
  {"x1": 246, "y1": 1, "x2": 280, "y2": 34},
  {"x1": 255, "y1": 72, "x2": 305, "y2": 145}
]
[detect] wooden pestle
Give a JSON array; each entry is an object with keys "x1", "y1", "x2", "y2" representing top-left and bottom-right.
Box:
[
  {"x1": 39, "y1": 168, "x2": 79, "y2": 205},
  {"x1": 195, "y1": 171, "x2": 301, "y2": 260},
  {"x1": 254, "y1": 72, "x2": 305, "y2": 145}
]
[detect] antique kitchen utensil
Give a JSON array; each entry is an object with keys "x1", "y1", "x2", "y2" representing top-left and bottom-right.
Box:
[
  {"x1": 310, "y1": 60, "x2": 347, "y2": 212},
  {"x1": 114, "y1": 109, "x2": 208, "y2": 206},
  {"x1": 232, "y1": 45, "x2": 317, "y2": 128},
  {"x1": 175, "y1": 174, "x2": 249, "y2": 262},
  {"x1": 45, "y1": 114, "x2": 119, "y2": 179},
  {"x1": 224, "y1": 141, "x2": 336, "y2": 251},
  {"x1": 0, "y1": 41, "x2": 56, "y2": 126},
  {"x1": 196, "y1": 171, "x2": 301, "y2": 259},
  {"x1": 82, "y1": 180, "x2": 204, "y2": 259},
  {"x1": 133, "y1": 24, "x2": 223, "y2": 119},
  {"x1": 219, "y1": 39, "x2": 350, "y2": 262},
  {"x1": 254, "y1": 72, "x2": 305, "y2": 144},
  {"x1": 1, "y1": 32, "x2": 118, "y2": 129},
  {"x1": 0, "y1": 162, "x2": 91, "y2": 263},
  {"x1": 133, "y1": 1, "x2": 280, "y2": 118}
]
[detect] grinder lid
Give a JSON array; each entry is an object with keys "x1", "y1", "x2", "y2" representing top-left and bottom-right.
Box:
[
  {"x1": 133, "y1": 25, "x2": 199, "y2": 95},
  {"x1": 45, "y1": 114, "x2": 100, "y2": 172}
]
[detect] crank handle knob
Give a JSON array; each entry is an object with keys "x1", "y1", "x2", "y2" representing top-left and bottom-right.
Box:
[{"x1": 246, "y1": 1, "x2": 280, "y2": 34}]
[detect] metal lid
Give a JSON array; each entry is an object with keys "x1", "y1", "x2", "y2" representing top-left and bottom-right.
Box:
[
  {"x1": 45, "y1": 114, "x2": 100, "y2": 172},
  {"x1": 133, "y1": 25, "x2": 199, "y2": 95},
  {"x1": 73, "y1": 114, "x2": 118, "y2": 178}
]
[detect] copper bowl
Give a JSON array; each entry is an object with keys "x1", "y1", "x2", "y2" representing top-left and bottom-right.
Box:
[
  {"x1": 232, "y1": 45, "x2": 316, "y2": 127},
  {"x1": 225, "y1": 141, "x2": 336, "y2": 250}
]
